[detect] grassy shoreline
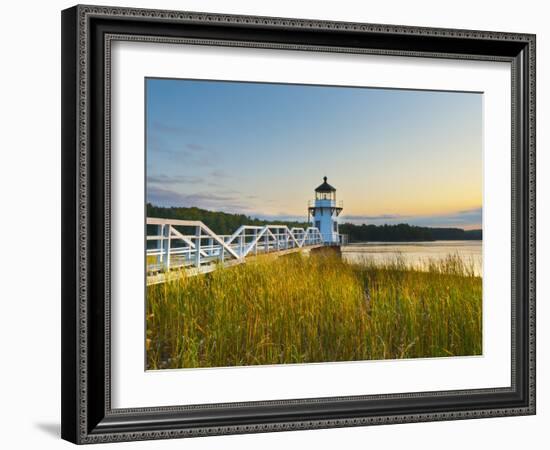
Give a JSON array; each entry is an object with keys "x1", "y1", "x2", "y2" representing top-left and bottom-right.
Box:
[{"x1": 146, "y1": 253, "x2": 482, "y2": 370}]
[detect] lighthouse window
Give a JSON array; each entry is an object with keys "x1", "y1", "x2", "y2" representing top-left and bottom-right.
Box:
[
  {"x1": 316, "y1": 192, "x2": 335, "y2": 201},
  {"x1": 333, "y1": 222, "x2": 338, "y2": 232}
]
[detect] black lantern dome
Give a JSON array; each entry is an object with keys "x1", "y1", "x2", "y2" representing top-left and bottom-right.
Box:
[{"x1": 314, "y1": 176, "x2": 336, "y2": 193}]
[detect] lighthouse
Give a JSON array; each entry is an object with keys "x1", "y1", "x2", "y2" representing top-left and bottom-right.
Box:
[{"x1": 308, "y1": 176, "x2": 343, "y2": 244}]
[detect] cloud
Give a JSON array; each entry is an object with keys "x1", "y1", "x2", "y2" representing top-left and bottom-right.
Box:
[
  {"x1": 341, "y1": 207, "x2": 482, "y2": 229},
  {"x1": 210, "y1": 169, "x2": 231, "y2": 179},
  {"x1": 148, "y1": 143, "x2": 218, "y2": 167},
  {"x1": 147, "y1": 174, "x2": 205, "y2": 185},
  {"x1": 186, "y1": 143, "x2": 206, "y2": 151},
  {"x1": 147, "y1": 186, "x2": 253, "y2": 213},
  {"x1": 254, "y1": 213, "x2": 309, "y2": 223},
  {"x1": 150, "y1": 121, "x2": 202, "y2": 136},
  {"x1": 455, "y1": 207, "x2": 482, "y2": 216},
  {"x1": 147, "y1": 121, "x2": 218, "y2": 167},
  {"x1": 343, "y1": 214, "x2": 403, "y2": 221},
  {"x1": 147, "y1": 133, "x2": 221, "y2": 168}
]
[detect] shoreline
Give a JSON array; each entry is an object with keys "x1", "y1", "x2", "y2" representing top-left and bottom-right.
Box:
[{"x1": 343, "y1": 239, "x2": 482, "y2": 247}]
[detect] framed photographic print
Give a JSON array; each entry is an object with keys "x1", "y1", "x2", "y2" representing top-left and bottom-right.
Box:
[{"x1": 61, "y1": 5, "x2": 536, "y2": 444}]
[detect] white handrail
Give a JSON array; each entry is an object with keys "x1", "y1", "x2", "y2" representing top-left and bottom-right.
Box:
[{"x1": 146, "y1": 217, "x2": 341, "y2": 275}]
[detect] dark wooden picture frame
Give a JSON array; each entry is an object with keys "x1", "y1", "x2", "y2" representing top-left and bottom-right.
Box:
[{"x1": 61, "y1": 4, "x2": 536, "y2": 444}]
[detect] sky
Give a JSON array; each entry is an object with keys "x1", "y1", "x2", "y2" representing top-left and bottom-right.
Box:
[{"x1": 146, "y1": 78, "x2": 482, "y2": 229}]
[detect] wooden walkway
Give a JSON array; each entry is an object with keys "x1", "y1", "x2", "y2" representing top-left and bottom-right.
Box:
[{"x1": 146, "y1": 244, "x2": 323, "y2": 285}]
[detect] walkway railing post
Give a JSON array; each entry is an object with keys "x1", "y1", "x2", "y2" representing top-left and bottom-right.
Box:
[
  {"x1": 254, "y1": 229, "x2": 258, "y2": 255},
  {"x1": 157, "y1": 224, "x2": 164, "y2": 266},
  {"x1": 195, "y1": 226, "x2": 201, "y2": 268},
  {"x1": 161, "y1": 225, "x2": 172, "y2": 270},
  {"x1": 166, "y1": 225, "x2": 172, "y2": 269},
  {"x1": 286, "y1": 230, "x2": 289, "y2": 249}
]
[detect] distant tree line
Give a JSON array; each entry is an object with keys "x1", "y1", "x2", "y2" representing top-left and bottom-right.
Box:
[
  {"x1": 147, "y1": 204, "x2": 309, "y2": 235},
  {"x1": 147, "y1": 204, "x2": 481, "y2": 242},
  {"x1": 339, "y1": 223, "x2": 481, "y2": 242}
]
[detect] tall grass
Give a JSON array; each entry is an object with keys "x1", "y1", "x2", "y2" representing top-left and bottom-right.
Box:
[{"x1": 146, "y1": 252, "x2": 482, "y2": 369}]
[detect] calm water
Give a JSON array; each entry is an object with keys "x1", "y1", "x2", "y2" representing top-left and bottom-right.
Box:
[{"x1": 341, "y1": 240, "x2": 482, "y2": 277}]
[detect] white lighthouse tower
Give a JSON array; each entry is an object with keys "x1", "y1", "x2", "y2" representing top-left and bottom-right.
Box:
[{"x1": 308, "y1": 176, "x2": 343, "y2": 244}]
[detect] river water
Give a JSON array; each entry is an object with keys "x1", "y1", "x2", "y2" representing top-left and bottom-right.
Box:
[{"x1": 341, "y1": 240, "x2": 482, "y2": 277}]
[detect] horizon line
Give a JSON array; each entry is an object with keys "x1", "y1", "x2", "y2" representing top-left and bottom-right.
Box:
[{"x1": 146, "y1": 203, "x2": 481, "y2": 231}]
